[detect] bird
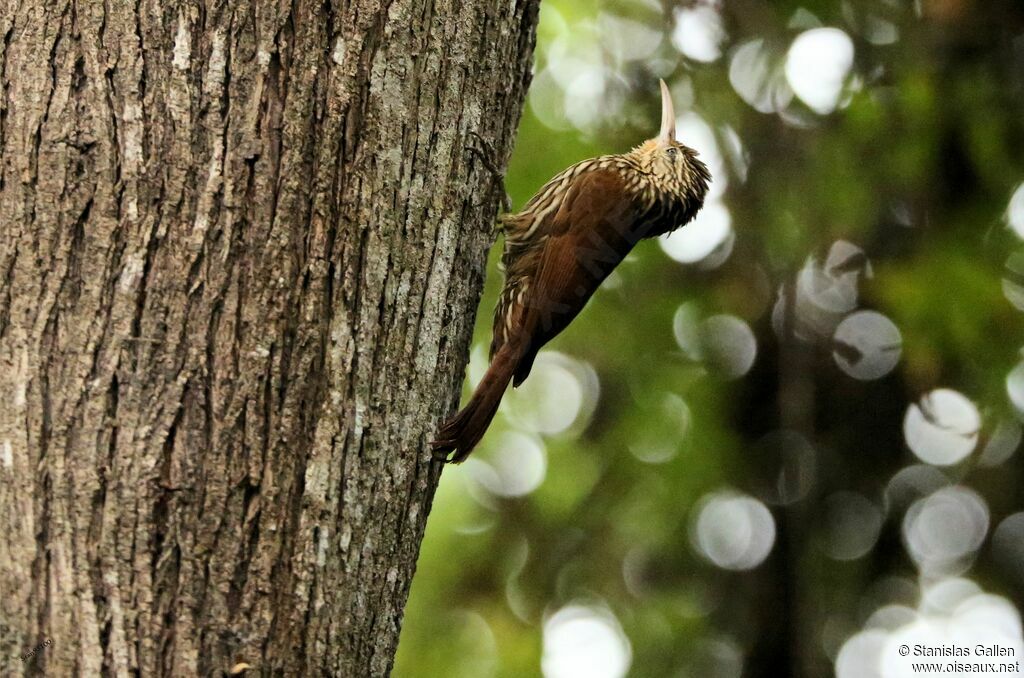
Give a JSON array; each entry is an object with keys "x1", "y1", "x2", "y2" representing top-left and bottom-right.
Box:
[{"x1": 433, "y1": 80, "x2": 711, "y2": 463}]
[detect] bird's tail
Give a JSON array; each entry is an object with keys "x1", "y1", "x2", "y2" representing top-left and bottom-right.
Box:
[{"x1": 432, "y1": 342, "x2": 521, "y2": 463}]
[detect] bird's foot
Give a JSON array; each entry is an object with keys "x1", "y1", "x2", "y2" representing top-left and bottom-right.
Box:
[{"x1": 465, "y1": 131, "x2": 513, "y2": 214}]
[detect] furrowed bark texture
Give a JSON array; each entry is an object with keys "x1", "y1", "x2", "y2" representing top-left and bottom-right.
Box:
[{"x1": 0, "y1": 0, "x2": 538, "y2": 674}]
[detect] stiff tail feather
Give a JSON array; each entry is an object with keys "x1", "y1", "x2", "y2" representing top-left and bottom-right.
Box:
[{"x1": 432, "y1": 342, "x2": 521, "y2": 463}]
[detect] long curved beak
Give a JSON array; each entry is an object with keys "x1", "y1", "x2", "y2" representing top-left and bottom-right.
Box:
[{"x1": 659, "y1": 79, "x2": 676, "y2": 144}]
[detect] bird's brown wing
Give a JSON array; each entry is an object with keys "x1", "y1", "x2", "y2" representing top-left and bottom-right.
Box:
[{"x1": 509, "y1": 168, "x2": 642, "y2": 384}]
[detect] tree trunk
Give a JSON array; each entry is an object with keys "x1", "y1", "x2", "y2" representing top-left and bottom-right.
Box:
[{"x1": 0, "y1": 0, "x2": 538, "y2": 673}]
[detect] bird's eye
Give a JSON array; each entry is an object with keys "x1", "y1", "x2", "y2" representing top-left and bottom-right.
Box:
[{"x1": 666, "y1": 147, "x2": 678, "y2": 158}]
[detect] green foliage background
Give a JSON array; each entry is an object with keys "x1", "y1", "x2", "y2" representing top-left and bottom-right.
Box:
[{"x1": 396, "y1": 1, "x2": 1024, "y2": 676}]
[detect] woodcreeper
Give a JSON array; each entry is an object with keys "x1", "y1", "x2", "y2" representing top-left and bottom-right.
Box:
[{"x1": 434, "y1": 80, "x2": 711, "y2": 462}]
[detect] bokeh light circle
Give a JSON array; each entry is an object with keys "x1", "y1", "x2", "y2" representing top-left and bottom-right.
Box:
[
  {"x1": 484, "y1": 431, "x2": 547, "y2": 497},
  {"x1": 699, "y1": 315, "x2": 758, "y2": 379},
  {"x1": 903, "y1": 389, "x2": 980, "y2": 465},
  {"x1": 823, "y1": 491, "x2": 884, "y2": 561},
  {"x1": 1008, "y1": 361, "x2": 1024, "y2": 416},
  {"x1": 832, "y1": 310, "x2": 902, "y2": 380},
  {"x1": 659, "y1": 202, "x2": 733, "y2": 265},
  {"x1": 992, "y1": 512, "x2": 1024, "y2": 584},
  {"x1": 1007, "y1": 183, "x2": 1024, "y2": 239},
  {"x1": 729, "y1": 39, "x2": 793, "y2": 113},
  {"x1": 691, "y1": 491, "x2": 776, "y2": 570},
  {"x1": 542, "y1": 604, "x2": 632, "y2": 678},
  {"x1": 785, "y1": 28, "x2": 855, "y2": 114},
  {"x1": 902, "y1": 486, "x2": 989, "y2": 574},
  {"x1": 671, "y1": 6, "x2": 725, "y2": 63}
]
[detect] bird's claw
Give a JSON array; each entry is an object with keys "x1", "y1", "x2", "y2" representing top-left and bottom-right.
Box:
[{"x1": 465, "y1": 131, "x2": 513, "y2": 214}]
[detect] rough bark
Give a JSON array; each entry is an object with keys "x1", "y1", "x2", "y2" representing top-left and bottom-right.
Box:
[{"x1": 0, "y1": 0, "x2": 538, "y2": 674}]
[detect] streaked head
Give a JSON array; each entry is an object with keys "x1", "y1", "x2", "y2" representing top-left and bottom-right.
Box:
[{"x1": 630, "y1": 79, "x2": 710, "y2": 201}]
